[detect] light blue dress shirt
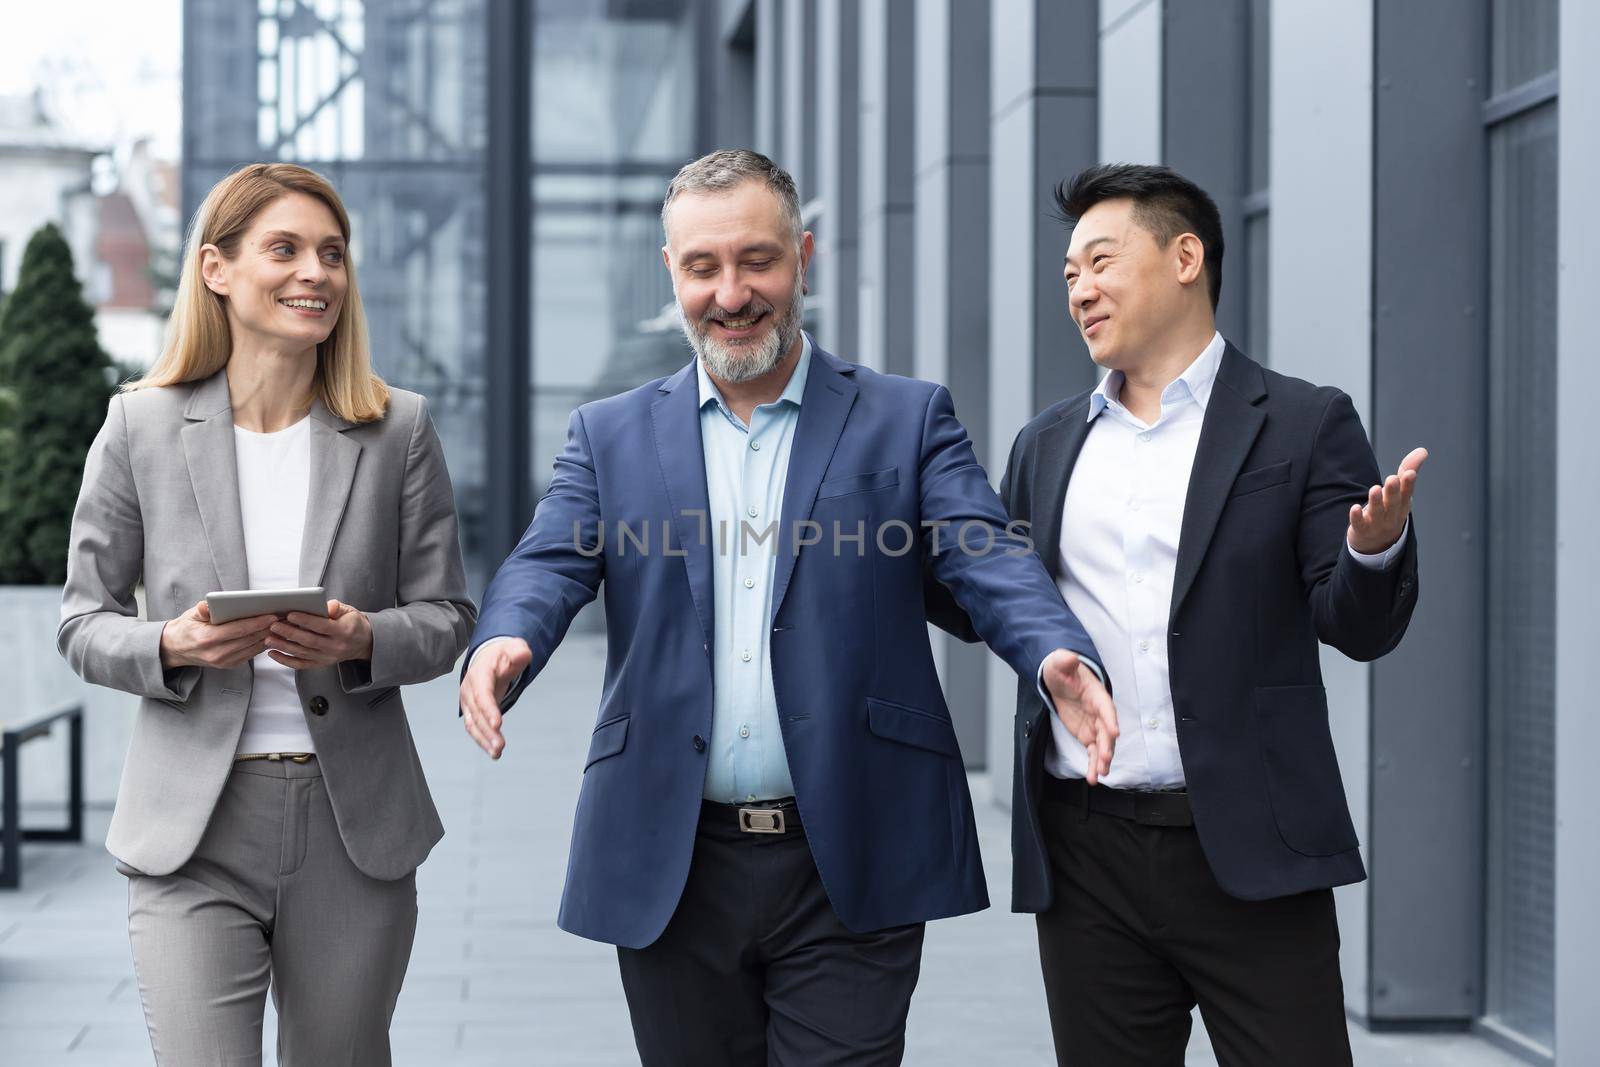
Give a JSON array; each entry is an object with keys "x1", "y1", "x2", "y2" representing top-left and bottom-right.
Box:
[{"x1": 696, "y1": 335, "x2": 812, "y2": 802}]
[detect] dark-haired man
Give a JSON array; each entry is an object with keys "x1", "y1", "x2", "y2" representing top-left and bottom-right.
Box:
[{"x1": 937, "y1": 163, "x2": 1424, "y2": 1064}]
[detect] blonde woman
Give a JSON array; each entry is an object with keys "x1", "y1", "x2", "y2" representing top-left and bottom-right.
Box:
[{"x1": 58, "y1": 163, "x2": 475, "y2": 1065}]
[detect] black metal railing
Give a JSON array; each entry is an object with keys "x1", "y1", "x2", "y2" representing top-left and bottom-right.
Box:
[{"x1": 0, "y1": 703, "x2": 85, "y2": 889}]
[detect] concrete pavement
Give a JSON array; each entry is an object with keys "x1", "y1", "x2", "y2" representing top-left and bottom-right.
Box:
[{"x1": 1, "y1": 634, "x2": 1522, "y2": 1065}]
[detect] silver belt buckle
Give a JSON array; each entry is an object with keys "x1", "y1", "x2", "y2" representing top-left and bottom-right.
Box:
[{"x1": 738, "y1": 807, "x2": 786, "y2": 834}]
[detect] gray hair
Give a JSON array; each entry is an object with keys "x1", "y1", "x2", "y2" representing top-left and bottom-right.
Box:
[{"x1": 661, "y1": 149, "x2": 804, "y2": 248}]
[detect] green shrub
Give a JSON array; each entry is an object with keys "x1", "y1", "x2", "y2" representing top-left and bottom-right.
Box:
[{"x1": 0, "y1": 223, "x2": 114, "y2": 584}]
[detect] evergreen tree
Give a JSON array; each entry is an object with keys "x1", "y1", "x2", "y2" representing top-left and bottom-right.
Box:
[{"x1": 0, "y1": 223, "x2": 114, "y2": 584}]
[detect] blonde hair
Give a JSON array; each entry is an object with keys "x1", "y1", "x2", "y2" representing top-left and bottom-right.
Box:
[{"x1": 128, "y1": 163, "x2": 388, "y2": 423}]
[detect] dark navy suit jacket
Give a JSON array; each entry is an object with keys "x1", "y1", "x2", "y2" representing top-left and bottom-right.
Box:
[
  {"x1": 931, "y1": 343, "x2": 1420, "y2": 911},
  {"x1": 468, "y1": 344, "x2": 1101, "y2": 948}
]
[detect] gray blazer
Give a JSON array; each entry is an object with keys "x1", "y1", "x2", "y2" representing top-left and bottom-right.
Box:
[{"x1": 59, "y1": 371, "x2": 476, "y2": 880}]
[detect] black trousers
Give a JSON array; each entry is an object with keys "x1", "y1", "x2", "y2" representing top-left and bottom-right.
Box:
[
  {"x1": 617, "y1": 800, "x2": 926, "y2": 1067},
  {"x1": 1036, "y1": 777, "x2": 1353, "y2": 1067}
]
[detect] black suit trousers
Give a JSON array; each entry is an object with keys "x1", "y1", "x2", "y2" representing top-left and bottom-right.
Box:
[
  {"x1": 1036, "y1": 779, "x2": 1353, "y2": 1067},
  {"x1": 617, "y1": 800, "x2": 925, "y2": 1067}
]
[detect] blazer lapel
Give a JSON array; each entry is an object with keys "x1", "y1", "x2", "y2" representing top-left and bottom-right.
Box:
[
  {"x1": 298, "y1": 398, "x2": 362, "y2": 588},
  {"x1": 1028, "y1": 397, "x2": 1095, "y2": 580},
  {"x1": 1169, "y1": 344, "x2": 1268, "y2": 624},
  {"x1": 180, "y1": 373, "x2": 249, "y2": 591},
  {"x1": 651, "y1": 361, "x2": 716, "y2": 651},
  {"x1": 770, "y1": 347, "x2": 859, "y2": 624}
]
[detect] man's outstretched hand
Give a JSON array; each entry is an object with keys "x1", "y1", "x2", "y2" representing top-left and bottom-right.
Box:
[
  {"x1": 1042, "y1": 649, "x2": 1119, "y2": 784},
  {"x1": 459, "y1": 638, "x2": 532, "y2": 760},
  {"x1": 1348, "y1": 447, "x2": 1427, "y2": 555}
]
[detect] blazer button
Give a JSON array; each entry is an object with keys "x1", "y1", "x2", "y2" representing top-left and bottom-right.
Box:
[
  {"x1": 309, "y1": 696, "x2": 329, "y2": 716},
  {"x1": 692, "y1": 734, "x2": 706, "y2": 752}
]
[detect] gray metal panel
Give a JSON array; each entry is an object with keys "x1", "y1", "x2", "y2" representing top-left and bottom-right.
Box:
[
  {"x1": 914, "y1": 0, "x2": 993, "y2": 768},
  {"x1": 1369, "y1": 0, "x2": 1487, "y2": 1022},
  {"x1": 987, "y1": 0, "x2": 1100, "y2": 809},
  {"x1": 856, "y1": 0, "x2": 916, "y2": 374},
  {"x1": 1162, "y1": 0, "x2": 1247, "y2": 345},
  {"x1": 1555, "y1": 0, "x2": 1600, "y2": 1058},
  {"x1": 485, "y1": 0, "x2": 533, "y2": 566},
  {"x1": 754, "y1": 0, "x2": 783, "y2": 159},
  {"x1": 815, "y1": 0, "x2": 861, "y2": 354},
  {"x1": 781, "y1": 0, "x2": 816, "y2": 190}
]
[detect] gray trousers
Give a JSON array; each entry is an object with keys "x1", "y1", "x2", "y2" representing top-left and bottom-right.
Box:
[{"x1": 120, "y1": 758, "x2": 418, "y2": 1066}]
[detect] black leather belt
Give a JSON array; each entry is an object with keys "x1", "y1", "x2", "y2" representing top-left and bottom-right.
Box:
[
  {"x1": 700, "y1": 798, "x2": 804, "y2": 839},
  {"x1": 1045, "y1": 774, "x2": 1193, "y2": 828}
]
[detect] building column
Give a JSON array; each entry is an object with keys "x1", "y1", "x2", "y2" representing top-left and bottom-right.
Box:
[
  {"x1": 780, "y1": 0, "x2": 815, "y2": 194},
  {"x1": 986, "y1": 0, "x2": 1099, "y2": 809},
  {"x1": 1097, "y1": 0, "x2": 1163, "y2": 164},
  {"x1": 915, "y1": 0, "x2": 992, "y2": 767},
  {"x1": 1162, "y1": 0, "x2": 1248, "y2": 342},
  {"x1": 814, "y1": 0, "x2": 860, "y2": 355},
  {"x1": 1269, "y1": 0, "x2": 1375, "y2": 1017},
  {"x1": 855, "y1": 0, "x2": 915, "y2": 374},
  {"x1": 753, "y1": 0, "x2": 784, "y2": 160},
  {"x1": 1555, "y1": 0, "x2": 1600, "y2": 1057}
]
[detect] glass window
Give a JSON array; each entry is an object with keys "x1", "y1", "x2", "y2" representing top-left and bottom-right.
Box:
[
  {"x1": 1491, "y1": 0, "x2": 1559, "y2": 94},
  {"x1": 1483, "y1": 99, "x2": 1558, "y2": 1055},
  {"x1": 528, "y1": 0, "x2": 701, "y2": 492},
  {"x1": 184, "y1": 0, "x2": 491, "y2": 579}
]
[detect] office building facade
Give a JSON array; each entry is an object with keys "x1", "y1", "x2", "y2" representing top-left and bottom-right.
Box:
[{"x1": 182, "y1": 1, "x2": 1597, "y2": 1059}]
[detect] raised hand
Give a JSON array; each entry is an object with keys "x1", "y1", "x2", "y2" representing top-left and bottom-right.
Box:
[
  {"x1": 1347, "y1": 447, "x2": 1428, "y2": 555},
  {"x1": 1042, "y1": 649, "x2": 1119, "y2": 785},
  {"x1": 266, "y1": 600, "x2": 374, "y2": 669},
  {"x1": 459, "y1": 638, "x2": 533, "y2": 760},
  {"x1": 158, "y1": 600, "x2": 276, "y2": 670}
]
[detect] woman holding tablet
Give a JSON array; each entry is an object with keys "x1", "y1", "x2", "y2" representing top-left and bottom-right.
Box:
[{"x1": 58, "y1": 163, "x2": 475, "y2": 1065}]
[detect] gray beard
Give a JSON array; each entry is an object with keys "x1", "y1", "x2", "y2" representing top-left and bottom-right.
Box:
[{"x1": 679, "y1": 275, "x2": 805, "y2": 385}]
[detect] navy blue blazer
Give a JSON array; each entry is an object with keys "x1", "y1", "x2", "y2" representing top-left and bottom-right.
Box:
[{"x1": 468, "y1": 344, "x2": 1101, "y2": 948}]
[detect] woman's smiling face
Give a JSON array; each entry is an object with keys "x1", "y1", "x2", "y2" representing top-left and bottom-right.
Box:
[{"x1": 201, "y1": 191, "x2": 349, "y2": 354}]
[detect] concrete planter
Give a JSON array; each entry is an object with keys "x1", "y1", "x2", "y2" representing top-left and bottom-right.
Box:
[{"x1": 0, "y1": 585, "x2": 136, "y2": 809}]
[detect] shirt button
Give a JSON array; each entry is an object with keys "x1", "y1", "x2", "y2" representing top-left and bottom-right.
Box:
[
  {"x1": 751, "y1": 441, "x2": 761, "y2": 451},
  {"x1": 744, "y1": 577, "x2": 755, "y2": 589},
  {"x1": 747, "y1": 505, "x2": 758, "y2": 518},
  {"x1": 1147, "y1": 718, "x2": 1159, "y2": 730},
  {"x1": 1139, "y1": 431, "x2": 1152, "y2": 442},
  {"x1": 741, "y1": 649, "x2": 753, "y2": 662},
  {"x1": 1129, "y1": 501, "x2": 1141, "y2": 512},
  {"x1": 1132, "y1": 573, "x2": 1143, "y2": 584},
  {"x1": 1139, "y1": 640, "x2": 1150, "y2": 653},
  {"x1": 739, "y1": 725, "x2": 750, "y2": 738}
]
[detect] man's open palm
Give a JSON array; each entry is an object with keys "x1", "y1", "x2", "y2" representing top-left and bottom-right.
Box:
[
  {"x1": 459, "y1": 638, "x2": 532, "y2": 760},
  {"x1": 1042, "y1": 649, "x2": 1118, "y2": 784}
]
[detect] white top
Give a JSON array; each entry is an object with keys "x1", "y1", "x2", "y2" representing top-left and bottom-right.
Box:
[
  {"x1": 233, "y1": 416, "x2": 315, "y2": 755},
  {"x1": 1048, "y1": 332, "x2": 1407, "y2": 789}
]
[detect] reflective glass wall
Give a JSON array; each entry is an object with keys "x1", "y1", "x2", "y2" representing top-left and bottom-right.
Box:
[
  {"x1": 184, "y1": 0, "x2": 492, "y2": 582},
  {"x1": 528, "y1": 0, "x2": 706, "y2": 490}
]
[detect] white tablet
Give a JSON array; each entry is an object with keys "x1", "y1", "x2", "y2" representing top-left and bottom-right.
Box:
[{"x1": 205, "y1": 587, "x2": 328, "y2": 624}]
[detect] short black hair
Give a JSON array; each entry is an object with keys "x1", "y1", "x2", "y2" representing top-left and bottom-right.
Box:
[{"x1": 1053, "y1": 163, "x2": 1225, "y2": 310}]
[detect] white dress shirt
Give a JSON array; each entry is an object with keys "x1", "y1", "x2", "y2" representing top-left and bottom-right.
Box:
[{"x1": 1046, "y1": 332, "x2": 1406, "y2": 788}]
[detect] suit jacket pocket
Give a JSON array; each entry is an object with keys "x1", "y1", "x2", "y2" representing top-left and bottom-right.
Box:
[
  {"x1": 1251, "y1": 685, "x2": 1359, "y2": 856},
  {"x1": 866, "y1": 697, "x2": 961, "y2": 758},
  {"x1": 817, "y1": 466, "x2": 899, "y2": 500},
  {"x1": 584, "y1": 714, "x2": 629, "y2": 770},
  {"x1": 1229, "y1": 460, "x2": 1292, "y2": 498}
]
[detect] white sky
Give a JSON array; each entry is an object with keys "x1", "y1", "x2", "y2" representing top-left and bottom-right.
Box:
[{"x1": 0, "y1": 0, "x2": 183, "y2": 158}]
